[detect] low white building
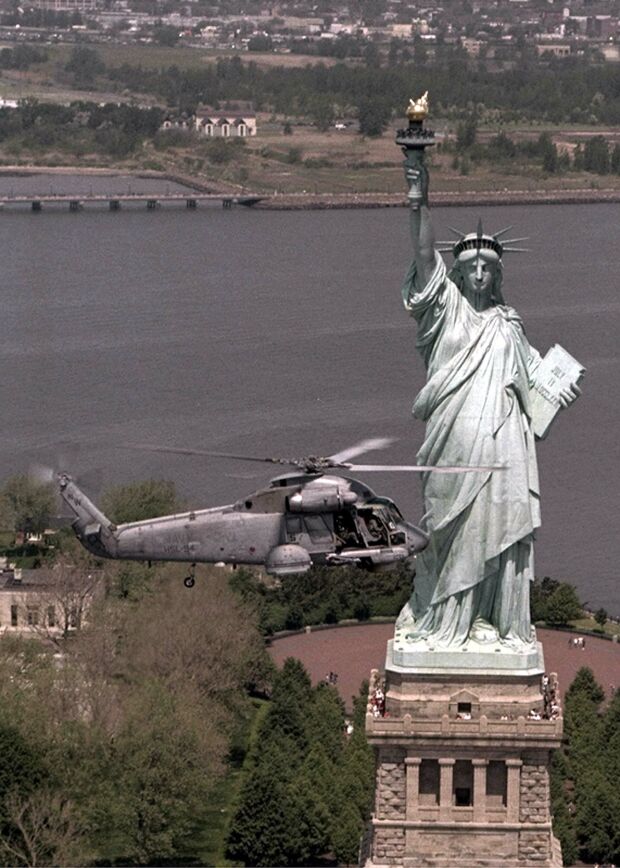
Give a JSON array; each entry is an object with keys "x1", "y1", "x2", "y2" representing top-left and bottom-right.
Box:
[
  {"x1": 0, "y1": 563, "x2": 102, "y2": 639},
  {"x1": 195, "y1": 102, "x2": 257, "y2": 138}
]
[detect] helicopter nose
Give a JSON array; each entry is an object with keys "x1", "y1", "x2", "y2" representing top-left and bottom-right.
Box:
[{"x1": 409, "y1": 526, "x2": 429, "y2": 553}]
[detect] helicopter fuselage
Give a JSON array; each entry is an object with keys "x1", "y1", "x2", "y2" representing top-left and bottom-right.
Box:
[{"x1": 59, "y1": 472, "x2": 429, "y2": 576}]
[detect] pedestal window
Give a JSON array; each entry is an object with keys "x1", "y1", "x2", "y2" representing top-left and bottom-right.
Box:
[
  {"x1": 419, "y1": 758, "x2": 440, "y2": 805},
  {"x1": 487, "y1": 760, "x2": 508, "y2": 808},
  {"x1": 453, "y1": 760, "x2": 474, "y2": 806}
]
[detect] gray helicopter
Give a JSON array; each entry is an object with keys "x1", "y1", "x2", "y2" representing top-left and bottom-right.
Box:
[{"x1": 57, "y1": 438, "x2": 500, "y2": 587}]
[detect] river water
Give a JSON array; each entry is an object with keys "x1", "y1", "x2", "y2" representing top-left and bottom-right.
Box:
[{"x1": 1, "y1": 175, "x2": 618, "y2": 613}]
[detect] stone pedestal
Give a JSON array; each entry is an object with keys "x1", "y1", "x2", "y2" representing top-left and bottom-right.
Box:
[{"x1": 364, "y1": 641, "x2": 563, "y2": 867}]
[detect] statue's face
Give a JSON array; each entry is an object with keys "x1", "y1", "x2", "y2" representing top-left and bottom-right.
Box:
[{"x1": 457, "y1": 250, "x2": 500, "y2": 298}]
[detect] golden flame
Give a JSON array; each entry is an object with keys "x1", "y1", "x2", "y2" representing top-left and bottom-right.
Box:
[{"x1": 407, "y1": 92, "x2": 429, "y2": 121}]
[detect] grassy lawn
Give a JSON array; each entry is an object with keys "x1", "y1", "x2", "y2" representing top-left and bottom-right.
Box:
[{"x1": 569, "y1": 616, "x2": 620, "y2": 638}]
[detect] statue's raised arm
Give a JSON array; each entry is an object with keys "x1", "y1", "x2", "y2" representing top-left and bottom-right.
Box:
[{"x1": 399, "y1": 95, "x2": 436, "y2": 287}]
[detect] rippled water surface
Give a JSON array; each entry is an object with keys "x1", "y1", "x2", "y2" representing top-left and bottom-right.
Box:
[{"x1": 1, "y1": 177, "x2": 618, "y2": 613}]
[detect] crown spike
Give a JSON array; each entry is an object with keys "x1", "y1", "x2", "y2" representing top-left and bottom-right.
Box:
[
  {"x1": 493, "y1": 226, "x2": 514, "y2": 238},
  {"x1": 476, "y1": 218, "x2": 484, "y2": 239},
  {"x1": 502, "y1": 247, "x2": 530, "y2": 253},
  {"x1": 501, "y1": 237, "x2": 529, "y2": 244},
  {"x1": 446, "y1": 226, "x2": 466, "y2": 238}
]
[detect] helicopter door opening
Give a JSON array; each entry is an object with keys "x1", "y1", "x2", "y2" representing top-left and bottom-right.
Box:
[{"x1": 334, "y1": 512, "x2": 363, "y2": 549}]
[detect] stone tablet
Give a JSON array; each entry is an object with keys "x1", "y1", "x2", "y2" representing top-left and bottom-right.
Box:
[{"x1": 530, "y1": 344, "x2": 585, "y2": 440}]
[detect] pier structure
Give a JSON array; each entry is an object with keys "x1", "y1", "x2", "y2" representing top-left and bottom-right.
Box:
[{"x1": 0, "y1": 192, "x2": 266, "y2": 212}]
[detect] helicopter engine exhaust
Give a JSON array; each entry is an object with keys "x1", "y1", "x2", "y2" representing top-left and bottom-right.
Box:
[{"x1": 288, "y1": 487, "x2": 356, "y2": 513}]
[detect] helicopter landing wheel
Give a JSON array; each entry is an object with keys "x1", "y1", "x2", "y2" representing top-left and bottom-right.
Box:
[{"x1": 183, "y1": 563, "x2": 197, "y2": 588}]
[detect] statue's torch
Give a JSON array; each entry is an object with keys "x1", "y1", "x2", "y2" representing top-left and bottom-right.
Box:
[{"x1": 396, "y1": 92, "x2": 436, "y2": 211}]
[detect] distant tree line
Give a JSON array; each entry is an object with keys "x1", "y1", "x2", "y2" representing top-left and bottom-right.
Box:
[
  {"x1": 0, "y1": 98, "x2": 163, "y2": 158},
  {"x1": 230, "y1": 562, "x2": 412, "y2": 635},
  {"x1": 227, "y1": 658, "x2": 374, "y2": 866},
  {"x1": 0, "y1": 44, "x2": 48, "y2": 71},
  {"x1": 451, "y1": 117, "x2": 620, "y2": 176},
  {"x1": 102, "y1": 50, "x2": 620, "y2": 127},
  {"x1": 229, "y1": 564, "x2": 594, "y2": 636}
]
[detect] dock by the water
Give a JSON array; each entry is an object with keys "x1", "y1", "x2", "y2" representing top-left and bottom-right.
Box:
[{"x1": 0, "y1": 192, "x2": 266, "y2": 211}]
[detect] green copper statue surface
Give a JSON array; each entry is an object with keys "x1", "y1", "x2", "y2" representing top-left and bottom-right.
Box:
[{"x1": 396, "y1": 102, "x2": 582, "y2": 652}]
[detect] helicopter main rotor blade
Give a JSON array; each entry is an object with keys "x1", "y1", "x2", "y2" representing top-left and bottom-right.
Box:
[
  {"x1": 125, "y1": 444, "x2": 295, "y2": 466},
  {"x1": 348, "y1": 464, "x2": 506, "y2": 473},
  {"x1": 328, "y1": 437, "x2": 396, "y2": 465}
]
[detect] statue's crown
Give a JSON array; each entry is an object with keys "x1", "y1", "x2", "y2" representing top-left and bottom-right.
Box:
[{"x1": 437, "y1": 220, "x2": 529, "y2": 259}]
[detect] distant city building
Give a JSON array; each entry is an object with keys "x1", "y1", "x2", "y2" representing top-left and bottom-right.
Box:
[
  {"x1": 195, "y1": 102, "x2": 257, "y2": 137},
  {"x1": 30, "y1": 0, "x2": 100, "y2": 11},
  {"x1": 537, "y1": 42, "x2": 571, "y2": 57}
]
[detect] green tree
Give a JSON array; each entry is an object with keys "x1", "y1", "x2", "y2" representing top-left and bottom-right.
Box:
[
  {"x1": 330, "y1": 799, "x2": 364, "y2": 865},
  {"x1": 64, "y1": 46, "x2": 105, "y2": 86},
  {"x1": 456, "y1": 115, "x2": 477, "y2": 152},
  {"x1": 543, "y1": 583, "x2": 582, "y2": 625},
  {"x1": 101, "y1": 478, "x2": 178, "y2": 524},
  {"x1": 611, "y1": 144, "x2": 620, "y2": 174},
  {"x1": 112, "y1": 681, "x2": 216, "y2": 864},
  {"x1": 549, "y1": 751, "x2": 577, "y2": 865},
  {"x1": 583, "y1": 135, "x2": 610, "y2": 174},
  {"x1": 248, "y1": 33, "x2": 272, "y2": 52},
  {"x1": 573, "y1": 771, "x2": 620, "y2": 864},
  {"x1": 594, "y1": 607, "x2": 607, "y2": 628},
  {"x1": 539, "y1": 132, "x2": 558, "y2": 173},
  {"x1": 306, "y1": 683, "x2": 345, "y2": 762},
  {"x1": 565, "y1": 666, "x2": 605, "y2": 706},
  {"x1": 226, "y1": 764, "x2": 298, "y2": 866},
  {"x1": 308, "y1": 95, "x2": 335, "y2": 132},
  {"x1": 357, "y1": 97, "x2": 390, "y2": 137},
  {"x1": 0, "y1": 474, "x2": 55, "y2": 536},
  {"x1": 153, "y1": 24, "x2": 180, "y2": 47},
  {"x1": 288, "y1": 773, "x2": 331, "y2": 864},
  {"x1": 0, "y1": 724, "x2": 46, "y2": 813}
]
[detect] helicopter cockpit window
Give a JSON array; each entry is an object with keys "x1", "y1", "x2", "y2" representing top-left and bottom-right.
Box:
[
  {"x1": 369, "y1": 498, "x2": 403, "y2": 523},
  {"x1": 303, "y1": 514, "x2": 332, "y2": 542}
]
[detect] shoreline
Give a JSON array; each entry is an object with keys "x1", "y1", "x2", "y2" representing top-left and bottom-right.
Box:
[
  {"x1": 0, "y1": 166, "x2": 619, "y2": 209},
  {"x1": 255, "y1": 188, "x2": 620, "y2": 210}
]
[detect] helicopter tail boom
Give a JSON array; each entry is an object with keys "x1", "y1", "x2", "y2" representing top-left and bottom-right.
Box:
[{"x1": 58, "y1": 474, "x2": 120, "y2": 559}]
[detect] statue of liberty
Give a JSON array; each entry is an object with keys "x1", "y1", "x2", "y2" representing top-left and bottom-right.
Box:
[{"x1": 397, "y1": 100, "x2": 582, "y2": 650}]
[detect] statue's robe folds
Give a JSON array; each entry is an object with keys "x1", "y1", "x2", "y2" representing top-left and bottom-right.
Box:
[{"x1": 401, "y1": 253, "x2": 541, "y2": 646}]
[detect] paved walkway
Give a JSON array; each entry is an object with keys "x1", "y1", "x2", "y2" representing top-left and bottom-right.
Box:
[{"x1": 269, "y1": 624, "x2": 620, "y2": 710}]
